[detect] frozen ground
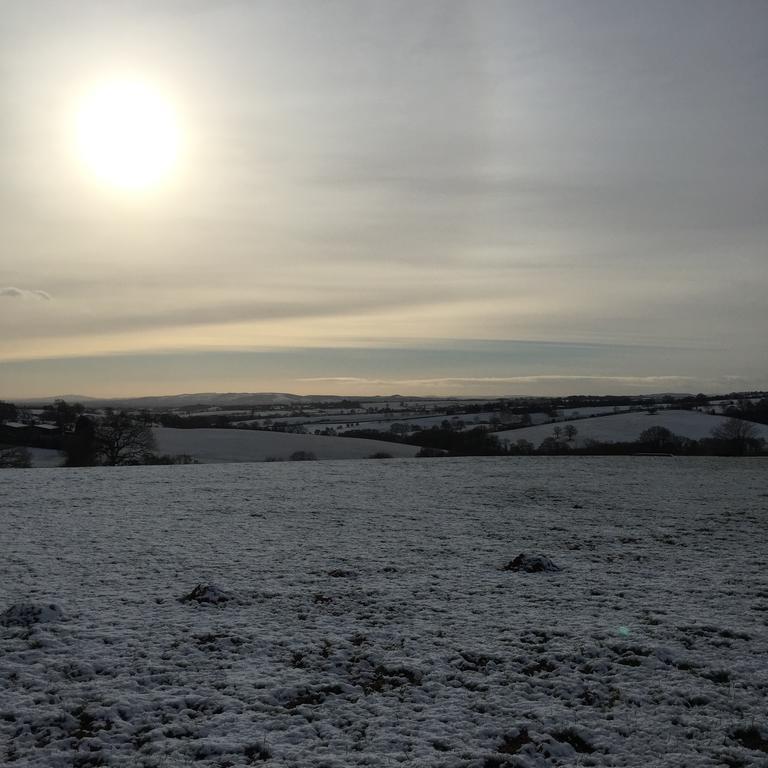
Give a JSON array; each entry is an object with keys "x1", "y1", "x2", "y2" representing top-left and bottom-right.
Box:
[
  {"x1": 26, "y1": 447, "x2": 65, "y2": 468},
  {"x1": 496, "y1": 410, "x2": 768, "y2": 447},
  {"x1": 153, "y1": 427, "x2": 420, "y2": 462},
  {"x1": 1, "y1": 457, "x2": 767, "y2": 767}
]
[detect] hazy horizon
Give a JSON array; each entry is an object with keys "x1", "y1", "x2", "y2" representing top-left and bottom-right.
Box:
[{"x1": 2, "y1": 1, "x2": 766, "y2": 398}]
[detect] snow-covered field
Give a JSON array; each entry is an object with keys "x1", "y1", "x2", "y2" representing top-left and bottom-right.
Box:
[
  {"x1": 1, "y1": 457, "x2": 767, "y2": 767},
  {"x1": 26, "y1": 447, "x2": 65, "y2": 468},
  {"x1": 496, "y1": 410, "x2": 768, "y2": 448},
  {"x1": 153, "y1": 427, "x2": 419, "y2": 462}
]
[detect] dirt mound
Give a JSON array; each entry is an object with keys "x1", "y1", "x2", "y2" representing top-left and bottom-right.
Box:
[
  {"x1": 179, "y1": 584, "x2": 232, "y2": 604},
  {"x1": 503, "y1": 554, "x2": 561, "y2": 573}
]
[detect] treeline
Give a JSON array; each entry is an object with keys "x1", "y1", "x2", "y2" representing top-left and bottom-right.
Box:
[
  {"x1": 722, "y1": 397, "x2": 768, "y2": 426},
  {"x1": 344, "y1": 420, "x2": 766, "y2": 458},
  {"x1": 158, "y1": 413, "x2": 232, "y2": 429},
  {"x1": 345, "y1": 426, "x2": 523, "y2": 456},
  {"x1": 63, "y1": 411, "x2": 197, "y2": 466}
]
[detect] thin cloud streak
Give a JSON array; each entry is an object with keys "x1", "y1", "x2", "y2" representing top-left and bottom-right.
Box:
[
  {"x1": 0, "y1": 291, "x2": 464, "y2": 341},
  {"x1": 0, "y1": 286, "x2": 51, "y2": 300},
  {"x1": 300, "y1": 375, "x2": 696, "y2": 387}
]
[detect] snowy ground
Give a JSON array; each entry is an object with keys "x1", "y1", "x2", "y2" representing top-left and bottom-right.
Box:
[
  {"x1": 153, "y1": 427, "x2": 420, "y2": 462},
  {"x1": 26, "y1": 447, "x2": 65, "y2": 468},
  {"x1": 1, "y1": 458, "x2": 767, "y2": 767},
  {"x1": 496, "y1": 410, "x2": 768, "y2": 448}
]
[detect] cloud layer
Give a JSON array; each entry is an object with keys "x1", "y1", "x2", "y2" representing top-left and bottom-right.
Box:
[{"x1": 0, "y1": 1, "x2": 766, "y2": 396}]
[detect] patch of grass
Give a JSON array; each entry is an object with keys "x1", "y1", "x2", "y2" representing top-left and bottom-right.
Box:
[
  {"x1": 327, "y1": 569, "x2": 356, "y2": 578},
  {"x1": 244, "y1": 741, "x2": 272, "y2": 762},
  {"x1": 701, "y1": 668, "x2": 731, "y2": 684},
  {"x1": 283, "y1": 685, "x2": 343, "y2": 709},
  {"x1": 497, "y1": 728, "x2": 534, "y2": 754},
  {"x1": 521, "y1": 659, "x2": 556, "y2": 676}
]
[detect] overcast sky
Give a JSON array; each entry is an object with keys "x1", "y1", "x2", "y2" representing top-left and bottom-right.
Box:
[{"x1": 1, "y1": 0, "x2": 766, "y2": 398}]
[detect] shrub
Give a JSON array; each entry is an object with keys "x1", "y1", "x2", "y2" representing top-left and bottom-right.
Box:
[
  {"x1": 416, "y1": 447, "x2": 444, "y2": 458},
  {"x1": 289, "y1": 451, "x2": 317, "y2": 461},
  {"x1": 0, "y1": 446, "x2": 31, "y2": 468}
]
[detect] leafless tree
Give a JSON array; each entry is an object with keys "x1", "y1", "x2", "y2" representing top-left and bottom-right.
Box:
[
  {"x1": 97, "y1": 410, "x2": 157, "y2": 465},
  {"x1": 710, "y1": 417, "x2": 762, "y2": 456},
  {"x1": 639, "y1": 425, "x2": 676, "y2": 449}
]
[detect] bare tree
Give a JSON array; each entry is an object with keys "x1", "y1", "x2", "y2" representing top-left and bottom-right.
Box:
[
  {"x1": 564, "y1": 424, "x2": 578, "y2": 442},
  {"x1": 48, "y1": 399, "x2": 85, "y2": 430},
  {"x1": 710, "y1": 417, "x2": 762, "y2": 456},
  {"x1": 97, "y1": 410, "x2": 157, "y2": 465},
  {"x1": 513, "y1": 438, "x2": 534, "y2": 454},
  {"x1": 639, "y1": 425, "x2": 676, "y2": 450},
  {"x1": 64, "y1": 415, "x2": 98, "y2": 466},
  {"x1": 538, "y1": 436, "x2": 569, "y2": 454},
  {"x1": 288, "y1": 450, "x2": 316, "y2": 461},
  {"x1": 0, "y1": 400, "x2": 18, "y2": 423}
]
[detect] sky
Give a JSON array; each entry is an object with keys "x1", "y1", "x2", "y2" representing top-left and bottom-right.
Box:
[{"x1": 1, "y1": 0, "x2": 766, "y2": 399}]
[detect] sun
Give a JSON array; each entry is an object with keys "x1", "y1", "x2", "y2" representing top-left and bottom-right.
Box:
[{"x1": 75, "y1": 79, "x2": 181, "y2": 190}]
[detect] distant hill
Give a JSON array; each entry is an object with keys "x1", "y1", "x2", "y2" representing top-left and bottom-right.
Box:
[
  {"x1": 8, "y1": 392, "x2": 468, "y2": 408},
  {"x1": 99, "y1": 392, "x2": 310, "y2": 408},
  {"x1": 12, "y1": 393, "x2": 333, "y2": 408},
  {"x1": 12, "y1": 394, "x2": 96, "y2": 405}
]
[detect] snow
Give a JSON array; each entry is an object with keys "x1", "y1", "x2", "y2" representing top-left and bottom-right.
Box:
[
  {"x1": 1, "y1": 457, "x2": 767, "y2": 767},
  {"x1": 27, "y1": 447, "x2": 66, "y2": 468},
  {"x1": 153, "y1": 427, "x2": 420, "y2": 462},
  {"x1": 495, "y1": 409, "x2": 768, "y2": 447}
]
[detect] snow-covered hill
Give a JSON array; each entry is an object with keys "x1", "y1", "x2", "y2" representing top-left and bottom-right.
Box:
[
  {"x1": 153, "y1": 427, "x2": 419, "y2": 462},
  {"x1": 495, "y1": 409, "x2": 768, "y2": 447}
]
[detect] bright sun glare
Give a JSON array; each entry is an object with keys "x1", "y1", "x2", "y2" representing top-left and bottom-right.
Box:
[{"x1": 75, "y1": 79, "x2": 180, "y2": 190}]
